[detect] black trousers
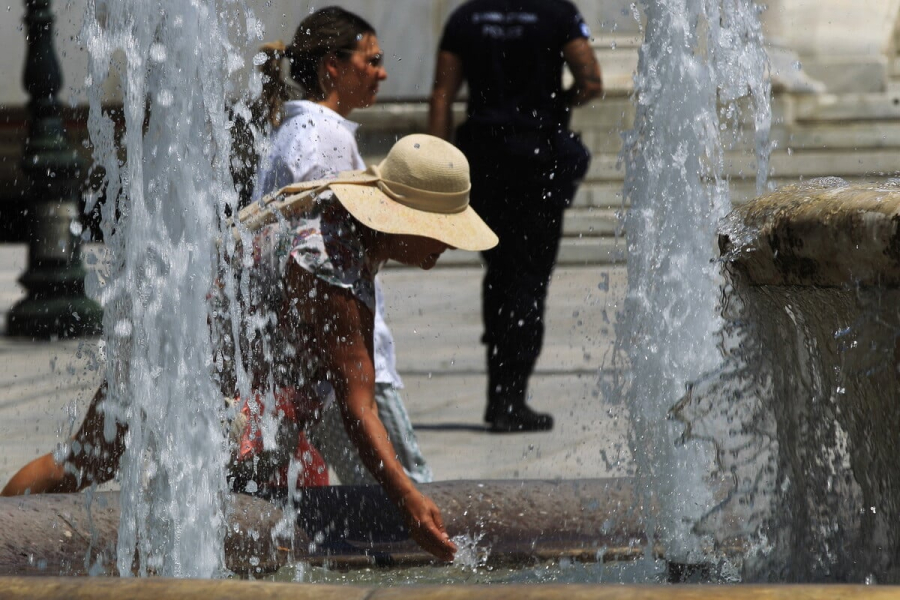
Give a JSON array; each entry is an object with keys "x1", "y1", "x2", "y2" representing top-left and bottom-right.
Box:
[{"x1": 457, "y1": 124, "x2": 590, "y2": 414}]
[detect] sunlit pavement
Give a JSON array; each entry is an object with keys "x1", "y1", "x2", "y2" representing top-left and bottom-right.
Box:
[
  {"x1": 382, "y1": 264, "x2": 631, "y2": 482},
  {"x1": 0, "y1": 244, "x2": 631, "y2": 489}
]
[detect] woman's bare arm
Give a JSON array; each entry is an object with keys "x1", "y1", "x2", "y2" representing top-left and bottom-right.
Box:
[
  {"x1": 285, "y1": 263, "x2": 457, "y2": 561},
  {"x1": 2, "y1": 383, "x2": 124, "y2": 496}
]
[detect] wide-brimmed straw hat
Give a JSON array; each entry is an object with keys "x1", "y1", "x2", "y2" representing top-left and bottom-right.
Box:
[{"x1": 238, "y1": 134, "x2": 498, "y2": 251}]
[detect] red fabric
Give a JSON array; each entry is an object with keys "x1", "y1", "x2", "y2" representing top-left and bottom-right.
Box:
[
  {"x1": 291, "y1": 432, "x2": 329, "y2": 487},
  {"x1": 235, "y1": 387, "x2": 329, "y2": 488}
]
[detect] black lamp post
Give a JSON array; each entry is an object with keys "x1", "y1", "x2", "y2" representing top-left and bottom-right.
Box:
[{"x1": 7, "y1": 0, "x2": 102, "y2": 338}]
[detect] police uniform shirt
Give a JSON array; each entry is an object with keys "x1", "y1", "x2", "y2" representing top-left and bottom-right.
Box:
[{"x1": 439, "y1": 0, "x2": 591, "y2": 131}]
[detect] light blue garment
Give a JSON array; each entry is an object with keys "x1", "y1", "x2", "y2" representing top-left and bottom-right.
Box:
[{"x1": 308, "y1": 383, "x2": 433, "y2": 485}]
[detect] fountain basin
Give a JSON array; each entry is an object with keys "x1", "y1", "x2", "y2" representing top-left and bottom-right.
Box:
[
  {"x1": 0, "y1": 479, "x2": 650, "y2": 577},
  {"x1": 719, "y1": 179, "x2": 900, "y2": 287},
  {"x1": 710, "y1": 180, "x2": 900, "y2": 580}
]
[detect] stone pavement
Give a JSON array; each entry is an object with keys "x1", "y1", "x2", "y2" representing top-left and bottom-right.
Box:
[{"x1": 0, "y1": 245, "x2": 631, "y2": 489}]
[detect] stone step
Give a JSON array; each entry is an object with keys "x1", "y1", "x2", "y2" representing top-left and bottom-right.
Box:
[
  {"x1": 574, "y1": 173, "x2": 856, "y2": 215},
  {"x1": 592, "y1": 33, "x2": 643, "y2": 51},
  {"x1": 567, "y1": 173, "x2": 900, "y2": 245},
  {"x1": 741, "y1": 148, "x2": 900, "y2": 179},
  {"x1": 578, "y1": 128, "x2": 626, "y2": 156},
  {"x1": 571, "y1": 182, "x2": 625, "y2": 209},
  {"x1": 568, "y1": 91, "x2": 900, "y2": 152},
  {"x1": 555, "y1": 172, "x2": 900, "y2": 266},
  {"x1": 592, "y1": 50, "x2": 639, "y2": 96},
  {"x1": 452, "y1": 208, "x2": 621, "y2": 238},
  {"x1": 583, "y1": 155, "x2": 627, "y2": 182},
  {"x1": 569, "y1": 94, "x2": 900, "y2": 153},
  {"x1": 570, "y1": 97, "x2": 637, "y2": 129},
  {"x1": 564, "y1": 208, "x2": 621, "y2": 236},
  {"x1": 791, "y1": 93, "x2": 900, "y2": 123},
  {"x1": 582, "y1": 146, "x2": 900, "y2": 184},
  {"x1": 570, "y1": 151, "x2": 898, "y2": 209},
  {"x1": 570, "y1": 94, "x2": 793, "y2": 138},
  {"x1": 778, "y1": 121, "x2": 900, "y2": 150},
  {"x1": 356, "y1": 97, "x2": 639, "y2": 135},
  {"x1": 397, "y1": 236, "x2": 625, "y2": 269}
]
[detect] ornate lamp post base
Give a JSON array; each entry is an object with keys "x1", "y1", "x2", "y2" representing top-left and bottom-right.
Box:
[
  {"x1": 8, "y1": 0, "x2": 103, "y2": 339},
  {"x1": 8, "y1": 295, "x2": 102, "y2": 338}
]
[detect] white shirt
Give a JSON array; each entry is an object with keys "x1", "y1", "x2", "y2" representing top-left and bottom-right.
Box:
[{"x1": 254, "y1": 100, "x2": 403, "y2": 388}]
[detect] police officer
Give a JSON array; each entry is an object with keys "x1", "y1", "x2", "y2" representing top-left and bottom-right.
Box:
[{"x1": 429, "y1": 0, "x2": 602, "y2": 433}]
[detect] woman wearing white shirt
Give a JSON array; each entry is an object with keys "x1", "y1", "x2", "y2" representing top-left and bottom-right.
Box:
[{"x1": 254, "y1": 7, "x2": 432, "y2": 486}]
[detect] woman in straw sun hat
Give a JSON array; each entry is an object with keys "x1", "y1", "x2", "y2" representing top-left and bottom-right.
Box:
[
  {"x1": 241, "y1": 134, "x2": 496, "y2": 251},
  {"x1": 2, "y1": 133, "x2": 496, "y2": 562}
]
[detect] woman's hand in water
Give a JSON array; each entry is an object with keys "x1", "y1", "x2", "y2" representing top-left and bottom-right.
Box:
[{"x1": 399, "y1": 489, "x2": 457, "y2": 562}]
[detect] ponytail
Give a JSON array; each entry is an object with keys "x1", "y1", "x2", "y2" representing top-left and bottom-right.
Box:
[{"x1": 258, "y1": 41, "x2": 289, "y2": 128}]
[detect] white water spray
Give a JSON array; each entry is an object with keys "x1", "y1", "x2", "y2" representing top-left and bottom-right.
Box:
[
  {"x1": 617, "y1": 0, "x2": 771, "y2": 564},
  {"x1": 82, "y1": 0, "x2": 259, "y2": 577}
]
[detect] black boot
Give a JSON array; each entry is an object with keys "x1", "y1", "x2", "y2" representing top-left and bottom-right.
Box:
[
  {"x1": 485, "y1": 383, "x2": 553, "y2": 433},
  {"x1": 489, "y1": 402, "x2": 554, "y2": 433},
  {"x1": 483, "y1": 348, "x2": 551, "y2": 431}
]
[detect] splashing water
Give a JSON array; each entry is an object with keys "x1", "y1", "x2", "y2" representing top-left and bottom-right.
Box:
[
  {"x1": 615, "y1": 0, "x2": 771, "y2": 565},
  {"x1": 82, "y1": 0, "x2": 260, "y2": 577},
  {"x1": 678, "y1": 178, "x2": 900, "y2": 581},
  {"x1": 451, "y1": 532, "x2": 491, "y2": 570}
]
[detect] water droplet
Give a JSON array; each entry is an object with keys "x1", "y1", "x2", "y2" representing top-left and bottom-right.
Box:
[
  {"x1": 149, "y1": 43, "x2": 167, "y2": 62},
  {"x1": 114, "y1": 319, "x2": 133, "y2": 338}
]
